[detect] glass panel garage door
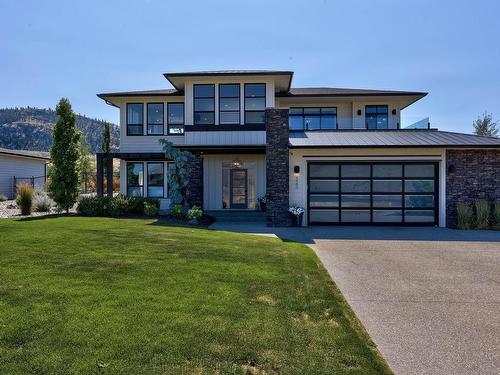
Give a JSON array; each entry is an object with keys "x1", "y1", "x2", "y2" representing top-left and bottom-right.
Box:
[{"x1": 308, "y1": 162, "x2": 438, "y2": 225}]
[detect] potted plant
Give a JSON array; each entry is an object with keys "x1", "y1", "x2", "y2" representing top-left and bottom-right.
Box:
[
  {"x1": 257, "y1": 195, "x2": 267, "y2": 212},
  {"x1": 289, "y1": 205, "x2": 305, "y2": 227}
]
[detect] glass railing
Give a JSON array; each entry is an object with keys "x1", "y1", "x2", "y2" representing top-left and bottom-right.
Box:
[{"x1": 403, "y1": 117, "x2": 431, "y2": 129}]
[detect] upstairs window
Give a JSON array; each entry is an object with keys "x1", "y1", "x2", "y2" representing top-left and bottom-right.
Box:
[
  {"x1": 127, "y1": 103, "x2": 143, "y2": 135},
  {"x1": 147, "y1": 103, "x2": 164, "y2": 135},
  {"x1": 167, "y1": 103, "x2": 184, "y2": 134},
  {"x1": 366, "y1": 105, "x2": 388, "y2": 129},
  {"x1": 289, "y1": 108, "x2": 337, "y2": 130},
  {"x1": 219, "y1": 84, "x2": 240, "y2": 125},
  {"x1": 194, "y1": 84, "x2": 215, "y2": 125},
  {"x1": 244, "y1": 83, "x2": 266, "y2": 124}
]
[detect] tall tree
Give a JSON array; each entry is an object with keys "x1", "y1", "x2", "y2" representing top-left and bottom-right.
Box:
[
  {"x1": 48, "y1": 98, "x2": 81, "y2": 213},
  {"x1": 79, "y1": 138, "x2": 93, "y2": 194},
  {"x1": 102, "y1": 122, "x2": 111, "y2": 153},
  {"x1": 473, "y1": 112, "x2": 498, "y2": 137}
]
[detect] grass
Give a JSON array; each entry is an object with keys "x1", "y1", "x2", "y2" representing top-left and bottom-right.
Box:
[{"x1": 0, "y1": 217, "x2": 392, "y2": 375}]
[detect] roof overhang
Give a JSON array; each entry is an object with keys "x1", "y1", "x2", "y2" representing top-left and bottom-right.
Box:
[{"x1": 0, "y1": 149, "x2": 50, "y2": 160}]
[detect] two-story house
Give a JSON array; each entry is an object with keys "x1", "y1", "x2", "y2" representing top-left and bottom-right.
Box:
[{"x1": 97, "y1": 70, "x2": 500, "y2": 227}]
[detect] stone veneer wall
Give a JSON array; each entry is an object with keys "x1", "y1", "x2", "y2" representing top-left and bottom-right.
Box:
[
  {"x1": 187, "y1": 153, "x2": 204, "y2": 207},
  {"x1": 265, "y1": 108, "x2": 290, "y2": 226},
  {"x1": 446, "y1": 149, "x2": 500, "y2": 227}
]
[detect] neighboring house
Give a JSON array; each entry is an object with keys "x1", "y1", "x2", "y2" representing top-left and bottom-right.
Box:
[
  {"x1": 97, "y1": 70, "x2": 500, "y2": 227},
  {"x1": 0, "y1": 148, "x2": 49, "y2": 199}
]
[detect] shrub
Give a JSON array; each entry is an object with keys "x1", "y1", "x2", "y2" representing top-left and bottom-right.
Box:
[
  {"x1": 109, "y1": 194, "x2": 130, "y2": 217},
  {"x1": 77, "y1": 196, "x2": 111, "y2": 216},
  {"x1": 493, "y1": 202, "x2": 500, "y2": 228},
  {"x1": 144, "y1": 202, "x2": 159, "y2": 216},
  {"x1": 15, "y1": 183, "x2": 34, "y2": 215},
  {"x1": 456, "y1": 203, "x2": 473, "y2": 229},
  {"x1": 170, "y1": 204, "x2": 185, "y2": 219},
  {"x1": 187, "y1": 205, "x2": 203, "y2": 221},
  {"x1": 34, "y1": 191, "x2": 53, "y2": 212},
  {"x1": 474, "y1": 200, "x2": 490, "y2": 229},
  {"x1": 76, "y1": 195, "x2": 159, "y2": 217},
  {"x1": 0, "y1": 194, "x2": 7, "y2": 202}
]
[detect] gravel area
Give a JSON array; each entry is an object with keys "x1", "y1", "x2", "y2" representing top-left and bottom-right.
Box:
[{"x1": 0, "y1": 200, "x2": 74, "y2": 219}]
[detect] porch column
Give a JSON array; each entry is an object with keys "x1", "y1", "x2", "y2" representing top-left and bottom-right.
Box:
[
  {"x1": 265, "y1": 108, "x2": 290, "y2": 226},
  {"x1": 106, "y1": 156, "x2": 113, "y2": 197},
  {"x1": 187, "y1": 153, "x2": 204, "y2": 207},
  {"x1": 96, "y1": 153, "x2": 104, "y2": 196}
]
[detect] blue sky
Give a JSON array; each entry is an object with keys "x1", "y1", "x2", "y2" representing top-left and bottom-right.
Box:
[{"x1": 1, "y1": 0, "x2": 499, "y2": 133}]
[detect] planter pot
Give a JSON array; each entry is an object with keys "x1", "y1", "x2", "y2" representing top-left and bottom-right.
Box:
[
  {"x1": 290, "y1": 212, "x2": 303, "y2": 227},
  {"x1": 259, "y1": 202, "x2": 266, "y2": 212}
]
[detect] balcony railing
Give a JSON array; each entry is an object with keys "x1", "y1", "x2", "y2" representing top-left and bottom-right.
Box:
[{"x1": 403, "y1": 117, "x2": 431, "y2": 129}]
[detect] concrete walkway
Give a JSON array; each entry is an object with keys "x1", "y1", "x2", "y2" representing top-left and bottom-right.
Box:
[{"x1": 209, "y1": 222, "x2": 500, "y2": 375}]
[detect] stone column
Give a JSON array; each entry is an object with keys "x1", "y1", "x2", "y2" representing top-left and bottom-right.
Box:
[
  {"x1": 187, "y1": 153, "x2": 204, "y2": 208},
  {"x1": 265, "y1": 108, "x2": 290, "y2": 226}
]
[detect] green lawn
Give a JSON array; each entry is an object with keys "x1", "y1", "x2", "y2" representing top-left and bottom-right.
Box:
[{"x1": 0, "y1": 217, "x2": 391, "y2": 375}]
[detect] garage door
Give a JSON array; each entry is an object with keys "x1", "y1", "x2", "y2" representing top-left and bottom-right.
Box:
[{"x1": 308, "y1": 162, "x2": 438, "y2": 225}]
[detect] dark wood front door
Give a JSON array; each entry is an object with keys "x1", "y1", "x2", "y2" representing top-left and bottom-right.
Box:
[{"x1": 230, "y1": 169, "x2": 248, "y2": 209}]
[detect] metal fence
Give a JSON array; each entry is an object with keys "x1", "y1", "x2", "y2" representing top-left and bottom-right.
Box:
[{"x1": 13, "y1": 175, "x2": 46, "y2": 196}]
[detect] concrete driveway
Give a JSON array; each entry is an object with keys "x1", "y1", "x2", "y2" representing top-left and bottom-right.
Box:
[{"x1": 210, "y1": 223, "x2": 500, "y2": 375}]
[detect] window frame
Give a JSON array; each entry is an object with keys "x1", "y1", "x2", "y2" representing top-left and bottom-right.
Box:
[
  {"x1": 365, "y1": 105, "x2": 389, "y2": 130},
  {"x1": 289, "y1": 107, "x2": 338, "y2": 131},
  {"x1": 244, "y1": 83, "x2": 266, "y2": 125},
  {"x1": 146, "y1": 102, "x2": 164, "y2": 136},
  {"x1": 126, "y1": 103, "x2": 144, "y2": 136},
  {"x1": 126, "y1": 162, "x2": 144, "y2": 197},
  {"x1": 219, "y1": 83, "x2": 241, "y2": 125},
  {"x1": 167, "y1": 102, "x2": 185, "y2": 135},
  {"x1": 147, "y1": 162, "x2": 164, "y2": 198},
  {"x1": 193, "y1": 84, "x2": 215, "y2": 125}
]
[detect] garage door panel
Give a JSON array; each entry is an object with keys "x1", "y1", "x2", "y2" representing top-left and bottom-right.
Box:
[{"x1": 308, "y1": 162, "x2": 438, "y2": 225}]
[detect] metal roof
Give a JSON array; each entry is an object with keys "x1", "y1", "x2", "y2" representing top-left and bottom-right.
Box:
[
  {"x1": 0, "y1": 147, "x2": 50, "y2": 160},
  {"x1": 288, "y1": 130, "x2": 500, "y2": 148}
]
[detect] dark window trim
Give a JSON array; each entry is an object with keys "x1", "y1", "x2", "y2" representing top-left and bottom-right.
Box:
[
  {"x1": 289, "y1": 107, "x2": 338, "y2": 131},
  {"x1": 219, "y1": 83, "x2": 241, "y2": 125},
  {"x1": 146, "y1": 102, "x2": 164, "y2": 136},
  {"x1": 147, "y1": 162, "x2": 165, "y2": 198},
  {"x1": 194, "y1": 84, "x2": 215, "y2": 125},
  {"x1": 365, "y1": 105, "x2": 389, "y2": 130},
  {"x1": 126, "y1": 103, "x2": 144, "y2": 136},
  {"x1": 126, "y1": 162, "x2": 144, "y2": 196},
  {"x1": 167, "y1": 102, "x2": 185, "y2": 135},
  {"x1": 244, "y1": 83, "x2": 266, "y2": 125}
]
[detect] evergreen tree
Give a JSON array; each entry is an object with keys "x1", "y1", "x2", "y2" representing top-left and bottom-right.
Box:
[
  {"x1": 79, "y1": 138, "x2": 93, "y2": 193},
  {"x1": 48, "y1": 98, "x2": 81, "y2": 213},
  {"x1": 102, "y1": 122, "x2": 111, "y2": 153},
  {"x1": 473, "y1": 112, "x2": 498, "y2": 137}
]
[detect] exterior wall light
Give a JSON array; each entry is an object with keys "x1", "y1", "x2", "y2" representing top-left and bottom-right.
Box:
[
  {"x1": 357, "y1": 109, "x2": 362, "y2": 116},
  {"x1": 293, "y1": 165, "x2": 300, "y2": 176},
  {"x1": 448, "y1": 164, "x2": 455, "y2": 174},
  {"x1": 392, "y1": 109, "x2": 397, "y2": 115}
]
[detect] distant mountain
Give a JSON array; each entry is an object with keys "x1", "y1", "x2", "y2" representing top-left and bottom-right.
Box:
[{"x1": 0, "y1": 107, "x2": 119, "y2": 153}]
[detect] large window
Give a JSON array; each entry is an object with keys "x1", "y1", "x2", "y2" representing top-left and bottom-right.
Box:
[
  {"x1": 127, "y1": 103, "x2": 143, "y2": 135},
  {"x1": 194, "y1": 84, "x2": 215, "y2": 125},
  {"x1": 289, "y1": 108, "x2": 337, "y2": 130},
  {"x1": 127, "y1": 162, "x2": 143, "y2": 196},
  {"x1": 219, "y1": 84, "x2": 240, "y2": 125},
  {"x1": 167, "y1": 103, "x2": 184, "y2": 134},
  {"x1": 147, "y1": 163, "x2": 164, "y2": 197},
  {"x1": 366, "y1": 105, "x2": 388, "y2": 129},
  {"x1": 244, "y1": 83, "x2": 266, "y2": 124},
  {"x1": 147, "y1": 103, "x2": 164, "y2": 135}
]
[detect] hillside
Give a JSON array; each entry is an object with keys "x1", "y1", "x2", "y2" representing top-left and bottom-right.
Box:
[{"x1": 0, "y1": 107, "x2": 119, "y2": 153}]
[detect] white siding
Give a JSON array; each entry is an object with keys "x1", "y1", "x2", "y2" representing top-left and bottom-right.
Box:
[
  {"x1": 203, "y1": 154, "x2": 266, "y2": 210},
  {"x1": 185, "y1": 131, "x2": 265, "y2": 145},
  {"x1": 289, "y1": 147, "x2": 445, "y2": 227},
  {"x1": 0, "y1": 154, "x2": 47, "y2": 199}
]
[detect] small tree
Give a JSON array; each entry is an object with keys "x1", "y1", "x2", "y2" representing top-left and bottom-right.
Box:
[
  {"x1": 102, "y1": 122, "x2": 111, "y2": 153},
  {"x1": 473, "y1": 112, "x2": 498, "y2": 137},
  {"x1": 79, "y1": 138, "x2": 93, "y2": 193},
  {"x1": 48, "y1": 98, "x2": 81, "y2": 213},
  {"x1": 159, "y1": 139, "x2": 193, "y2": 208}
]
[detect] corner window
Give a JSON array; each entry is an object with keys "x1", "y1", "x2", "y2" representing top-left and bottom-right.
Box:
[
  {"x1": 289, "y1": 108, "x2": 337, "y2": 130},
  {"x1": 366, "y1": 105, "x2": 388, "y2": 129},
  {"x1": 147, "y1": 162, "x2": 164, "y2": 197},
  {"x1": 147, "y1": 103, "x2": 164, "y2": 135},
  {"x1": 127, "y1": 162, "x2": 143, "y2": 196},
  {"x1": 127, "y1": 103, "x2": 143, "y2": 135},
  {"x1": 167, "y1": 103, "x2": 184, "y2": 134},
  {"x1": 194, "y1": 84, "x2": 215, "y2": 125},
  {"x1": 244, "y1": 83, "x2": 266, "y2": 124},
  {"x1": 219, "y1": 84, "x2": 240, "y2": 125}
]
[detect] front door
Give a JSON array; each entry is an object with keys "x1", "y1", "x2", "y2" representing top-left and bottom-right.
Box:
[{"x1": 230, "y1": 169, "x2": 248, "y2": 209}]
